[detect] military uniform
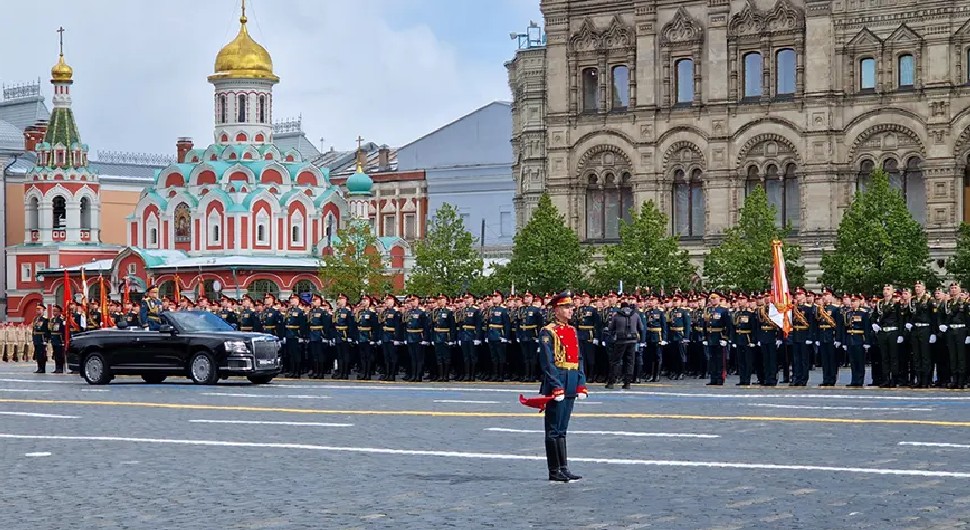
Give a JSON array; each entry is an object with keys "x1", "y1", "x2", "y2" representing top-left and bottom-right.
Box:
[
  {"x1": 457, "y1": 302, "x2": 482, "y2": 381},
  {"x1": 238, "y1": 307, "x2": 262, "y2": 333},
  {"x1": 486, "y1": 303, "x2": 511, "y2": 381},
  {"x1": 405, "y1": 305, "x2": 429, "y2": 382},
  {"x1": 790, "y1": 302, "x2": 816, "y2": 386},
  {"x1": 816, "y1": 302, "x2": 842, "y2": 386},
  {"x1": 31, "y1": 313, "x2": 49, "y2": 373},
  {"x1": 755, "y1": 305, "x2": 780, "y2": 386},
  {"x1": 283, "y1": 304, "x2": 308, "y2": 378},
  {"x1": 732, "y1": 306, "x2": 756, "y2": 385},
  {"x1": 357, "y1": 307, "x2": 378, "y2": 380},
  {"x1": 333, "y1": 304, "x2": 357, "y2": 380},
  {"x1": 908, "y1": 293, "x2": 937, "y2": 387},
  {"x1": 667, "y1": 305, "x2": 691, "y2": 379},
  {"x1": 690, "y1": 306, "x2": 707, "y2": 378},
  {"x1": 381, "y1": 303, "x2": 404, "y2": 381},
  {"x1": 307, "y1": 305, "x2": 330, "y2": 379},
  {"x1": 574, "y1": 304, "x2": 600, "y2": 383},
  {"x1": 218, "y1": 306, "x2": 239, "y2": 330},
  {"x1": 842, "y1": 306, "x2": 872, "y2": 387},
  {"x1": 140, "y1": 297, "x2": 164, "y2": 331},
  {"x1": 643, "y1": 306, "x2": 668, "y2": 382},
  {"x1": 874, "y1": 298, "x2": 903, "y2": 387},
  {"x1": 260, "y1": 305, "x2": 284, "y2": 339},
  {"x1": 49, "y1": 314, "x2": 66, "y2": 373},
  {"x1": 517, "y1": 304, "x2": 544, "y2": 382},
  {"x1": 942, "y1": 296, "x2": 968, "y2": 388},
  {"x1": 86, "y1": 308, "x2": 102, "y2": 332},
  {"x1": 431, "y1": 304, "x2": 456, "y2": 382},
  {"x1": 704, "y1": 301, "x2": 732, "y2": 385}
]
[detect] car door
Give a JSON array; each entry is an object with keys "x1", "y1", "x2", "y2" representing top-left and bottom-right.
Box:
[
  {"x1": 108, "y1": 329, "x2": 150, "y2": 370},
  {"x1": 139, "y1": 328, "x2": 190, "y2": 370}
]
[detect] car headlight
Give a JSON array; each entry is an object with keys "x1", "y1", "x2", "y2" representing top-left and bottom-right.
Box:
[{"x1": 224, "y1": 340, "x2": 249, "y2": 354}]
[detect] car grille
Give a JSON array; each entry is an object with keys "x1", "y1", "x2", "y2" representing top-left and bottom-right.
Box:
[{"x1": 251, "y1": 337, "x2": 280, "y2": 362}]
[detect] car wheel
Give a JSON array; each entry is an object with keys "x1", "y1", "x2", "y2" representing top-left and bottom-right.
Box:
[
  {"x1": 247, "y1": 374, "x2": 274, "y2": 385},
  {"x1": 141, "y1": 374, "x2": 167, "y2": 384},
  {"x1": 82, "y1": 353, "x2": 111, "y2": 385},
  {"x1": 188, "y1": 352, "x2": 219, "y2": 385}
]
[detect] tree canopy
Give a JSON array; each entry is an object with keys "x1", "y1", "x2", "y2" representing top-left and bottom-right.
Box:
[
  {"x1": 504, "y1": 193, "x2": 589, "y2": 293},
  {"x1": 406, "y1": 203, "x2": 484, "y2": 296},
  {"x1": 319, "y1": 221, "x2": 392, "y2": 297}
]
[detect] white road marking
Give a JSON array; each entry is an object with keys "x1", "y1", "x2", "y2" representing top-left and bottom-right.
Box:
[
  {"x1": 899, "y1": 442, "x2": 970, "y2": 449},
  {"x1": 24, "y1": 452, "x2": 52, "y2": 457},
  {"x1": 200, "y1": 392, "x2": 330, "y2": 400},
  {"x1": 189, "y1": 420, "x2": 353, "y2": 427},
  {"x1": 0, "y1": 389, "x2": 51, "y2": 393},
  {"x1": 748, "y1": 403, "x2": 933, "y2": 412},
  {"x1": 485, "y1": 428, "x2": 719, "y2": 439},
  {"x1": 0, "y1": 378, "x2": 77, "y2": 384},
  {"x1": 576, "y1": 401, "x2": 603, "y2": 404},
  {"x1": 0, "y1": 411, "x2": 78, "y2": 419},
  {"x1": 433, "y1": 400, "x2": 502, "y2": 404},
  {"x1": 1, "y1": 433, "x2": 967, "y2": 479},
  {"x1": 80, "y1": 389, "x2": 110, "y2": 392}
]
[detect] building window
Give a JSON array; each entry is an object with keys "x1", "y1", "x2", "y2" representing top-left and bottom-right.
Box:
[
  {"x1": 673, "y1": 169, "x2": 705, "y2": 237},
  {"x1": 903, "y1": 156, "x2": 926, "y2": 225},
  {"x1": 860, "y1": 58, "x2": 876, "y2": 91},
  {"x1": 146, "y1": 213, "x2": 159, "y2": 249},
  {"x1": 776, "y1": 48, "x2": 796, "y2": 96},
  {"x1": 290, "y1": 212, "x2": 304, "y2": 245},
  {"x1": 898, "y1": 54, "x2": 914, "y2": 88},
  {"x1": 128, "y1": 263, "x2": 137, "y2": 276},
  {"x1": 884, "y1": 157, "x2": 902, "y2": 191},
  {"x1": 582, "y1": 68, "x2": 599, "y2": 112},
  {"x1": 26, "y1": 197, "x2": 39, "y2": 230},
  {"x1": 500, "y1": 211, "x2": 512, "y2": 237},
  {"x1": 256, "y1": 212, "x2": 269, "y2": 245},
  {"x1": 21, "y1": 263, "x2": 31, "y2": 282},
  {"x1": 783, "y1": 163, "x2": 800, "y2": 230},
  {"x1": 745, "y1": 166, "x2": 760, "y2": 197},
  {"x1": 237, "y1": 94, "x2": 246, "y2": 122},
  {"x1": 79, "y1": 197, "x2": 91, "y2": 229},
  {"x1": 258, "y1": 95, "x2": 267, "y2": 123},
  {"x1": 218, "y1": 94, "x2": 227, "y2": 124},
  {"x1": 294, "y1": 279, "x2": 317, "y2": 296},
  {"x1": 611, "y1": 65, "x2": 629, "y2": 110},
  {"x1": 383, "y1": 214, "x2": 396, "y2": 237},
  {"x1": 208, "y1": 211, "x2": 221, "y2": 244},
  {"x1": 586, "y1": 172, "x2": 634, "y2": 240},
  {"x1": 765, "y1": 164, "x2": 783, "y2": 223},
  {"x1": 52, "y1": 196, "x2": 66, "y2": 229},
  {"x1": 257, "y1": 224, "x2": 266, "y2": 243},
  {"x1": 246, "y1": 279, "x2": 280, "y2": 300},
  {"x1": 675, "y1": 59, "x2": 694, "y2": 104},
  {"x1": 857, "y1": 159, "x2": 874, "y2": 192},
  {"x1": 743, "y1": 52, "x2": 763, "y2": 98},
  {"x1": 403, "y1": 213, "x2": 416, "y2": 239}
]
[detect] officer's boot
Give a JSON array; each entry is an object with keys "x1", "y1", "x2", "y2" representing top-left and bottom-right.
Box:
[
  {"x1": 650, "y1": 362, "x2": 660, "y2": 383},
  {"x1": 557, "y1": 438, "x2": 581, "y2": 480},
  {"x1": 2, "y1": 349, "x2": 7, "y2": 362},
  {"x1": 441, "y1": 360, "x2": 450, "y2": 382},
  {"x1": 546, "y1": 439, "x2": 569, "y2": 482}
]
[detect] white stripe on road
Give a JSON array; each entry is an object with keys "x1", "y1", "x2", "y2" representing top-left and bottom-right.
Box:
[
  {"x1": 0, "y1": 411, "x2": 78, "y2": 419},
  {"x1": 485, "y1": 428, "x2": 719, "y2": 439},
  {"x1": 749, "y1": 403, "x2": 933, "y2": 412},
  {"x1": 0, "y1": 433, "x2": 967, "y2": 479},
  {"x1": 899, "y1": 442, "x2": 970, "y2": 449},
  {"x1": 200, "y1": 393, "x2": 330, "y2": 400},
  {"x1": 434, "y1": 400, "x2": 502, "y2": 404},
  {"x1": 0, "y1": 389, "x2": 51, "y2": 393},
  {"x1": 189, "y1": 420, "x2": 352, "y2": 427},
  {"x1": 24, "y1": 452, "x2": 52, "y2": 457},
  {"x1": 80, "y1": 389, "x2": 110, "y2": 392},
  {"x1": 0, "y1": 378, "x2": 76, "y2": 384}
]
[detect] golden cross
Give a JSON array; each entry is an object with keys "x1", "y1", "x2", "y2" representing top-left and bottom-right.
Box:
[
  {"x1": 241, "y1": 0, "x2": 246, "y2": 18},
  {"x1": 56, "y1": 26, "x2": 65, "y2": 55}
]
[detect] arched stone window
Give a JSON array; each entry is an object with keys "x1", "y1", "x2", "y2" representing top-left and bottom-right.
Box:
[
  {"x1": 585, "y1": 172, "x2": 633, "y2": 241},
  {"x1": 776, "y1": 48, "x2": 796, "y2": 96},
  {"x1": 237, "y1": 94, "x2": 247, "y2": 122},
  {"x1": 898, "y1": 54, "x2": 915, "y2": 88},
  {"x1": 207, "y1": 210, "x2": 222, "y2": 245},
  {"x1": 218, "y1": 94, "x2": 227, "y2": 124},
  {"x1": 860, "y1": 58, "x2": 876, "y2": 90},
  {"x1": 258, "y1": 95, "x2": 267, "y2": 123},
  {"x1": 903, "y1": 156, "x2": 926, "y2": 224},
  {"x1": 582, "y1": 68, "x2": 599, "y2": 112},
  {"x1": 745, "y1": 165, "x2": 761, "y2": 197},
  {"x1": 52, "y1": 196, "x2": 66, "y2": 230},
  {"x1": 739, "y1": 137, "x2": 800, "y2": 228},
  {"x1": 146, "y1": 213, "x2": 159, "y2": 249},
  {"x1": 857, "y1": 159, "x2": 875, "y2": 192},
  {"x1": 293, "y1": 279, "x2": 317, "y2": 295},
  {"x1": 79, "y1": 197, "x2": 91, "y2": 229},
  {"x1": 256, "y1": 210, "x2": 270, "y2": 245},
  {"x1": 290, "y1": 211, "x2": 304, "y2": 246},
  {"x1": 672, "y1": 168, "x2": 704, "y2": 237},
  {"x1": 26, "y1": 197, "x2": 39, "y2": 230},
  {"x1": 611, "y1": 65, "x2": 629, "y2": 110},
  {"x1": 676, "y1": 59, "x2": 694, "y2": 103},
  {"x1": 247, "y1": 279, "x2": 280, "y2": 299},
  {"x1": 743, "y1": 52, "x2": 763, "y2": 98}
]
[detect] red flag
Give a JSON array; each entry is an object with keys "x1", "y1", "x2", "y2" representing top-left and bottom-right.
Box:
[
  {"x1": 174, "y1": 274, "x2": 182, "y2": 303},
  {"x1": 123, "y1": 277, "x2": 130, "y2": 307},
  {"x1": 519, "y1": 394, "x2": 555, "y2": 412},
  {"x1": 100, "y1": 276, "x2": 114, "y2": 328},
  {"x1": 769, "y1": 240, "x2": 792, "y2": 338},
  {"x1": 63, "y1": 270, "x2": 73, "y2": 350}
]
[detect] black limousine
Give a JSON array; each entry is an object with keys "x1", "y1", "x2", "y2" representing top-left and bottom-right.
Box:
[{"x1": 67, "y1": 311, "x2": 282, "y2": 385}]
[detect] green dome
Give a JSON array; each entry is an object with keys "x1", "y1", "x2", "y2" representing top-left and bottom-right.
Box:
[{"x1": 346, "y1": 166, "x2": 373, "y2": 196}]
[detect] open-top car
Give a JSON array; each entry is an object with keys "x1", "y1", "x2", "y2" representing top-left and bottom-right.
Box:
[{"x1": 67, "y1": 311, "x2": 282, "y2": 385}]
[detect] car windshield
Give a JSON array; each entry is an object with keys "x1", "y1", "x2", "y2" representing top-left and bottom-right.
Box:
[{"x1": 165, "y1": 311, "x2": 234, "y2": 333}]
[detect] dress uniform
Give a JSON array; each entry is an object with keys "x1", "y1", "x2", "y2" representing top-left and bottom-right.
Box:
[
  {"x1": 574, "y1": 296, "x2": 600, "y2": 384},
  {"x1": 790, "y1": 289, "x2": 816, "y2": 387},
  {"x1": 486, "y1": 292, "x2": 512, "y2": 382},
  {"x1": 517, "y1": 295, "x2": 544, "y2": 382},
  {"x1": 942, "y1": 290, "x2": 968, "y2": 389},
  {"x1": 333, "y1": 294, "x2": 357, "y2": 380},
  {"x1": 537, "y1": 291, "x2": 587, "y2": 482},
  {"x1": 307, "y1": 296, "x2": 328, "y2": 379},
  {"x1": 643, "y1": 300, "x2": 668, "y2": 382},
  {"x1": 260, "y1": 295, "x2": 285, "y2": 340},
  {"x1": 381, "y1": 296, "x2": 404, "y2": 381},
  {"x1": 457, "y1": 294, "x2": 482, "y2": 382},
  {"x1": 431, "y1": 295, "x2": 457, "y2": 382},
  {"x1": 218, "y1": 300, "x2": 239, "y2": 330},
  {"x1": 842, "y1": 297, "x2": 872, "y2": 387},
  {"x1": 86, "y1": 305, "x2": 102, "y2": 332},
  {"x1": 404, "y1": 297, "x2": 429, "y2": 382},
  {"x1": 237, "y1": 298, "x2": 262, "y2": 333},
  {"x1": 140, "y1": 286, "x2": 164, "y2": 331},
  {"x1": 755, "y1": 300, "x2": 780, "y2": 386},
  {"x1": 690, "y1": 302, "x2": 707, "y2": 378},
  {"x1": 356, "y1": 298, "x2": 378, "y2": 380},
  {"x1": 908, "y1": 284, "x2": 937, "y2": 388},
  {"x1": 873, "y1": 287, "x2": 904, "y2": 388},
  {"x1": 667, "y1": 297, "x2": 691, "y2": 380},
  {"x1": 283, "y1": 296, "x2": 308, "y2": 378},
  {"x1": 704, "y1": 294, "x2": 732, "y2": 385},
  {"x1": 815, "y1": 290, "x2": 843, "y2": 386},
  {"x1": 31, "y1": 306, "x2": 49, "y2": 373},
  {"x1": 49, "y1": 306, "x2": 66, "y2": 373},
  {"x1": 732, "y1": 297, "x2": 756, "y2": 385}
]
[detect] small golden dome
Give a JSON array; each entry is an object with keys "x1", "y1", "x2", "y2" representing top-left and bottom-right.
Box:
[
  {"x1": 208, "y1": 13, "x2": 279, "y2": 83},
  {"x1": 51, "y1": 54, "x2": 73, "y2": 83}
]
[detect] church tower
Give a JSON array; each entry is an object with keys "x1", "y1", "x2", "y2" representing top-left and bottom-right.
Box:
[
  {"x1": 208, "y1": 0, "x2": 278, "y2": 146},
  {"x1": 25, "y1": 28, "x2": 100, "y2": 245}
]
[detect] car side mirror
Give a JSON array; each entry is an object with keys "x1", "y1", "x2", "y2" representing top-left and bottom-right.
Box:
[{"x1": 158, "y1": 324, "x2": 175, "y2": 334}]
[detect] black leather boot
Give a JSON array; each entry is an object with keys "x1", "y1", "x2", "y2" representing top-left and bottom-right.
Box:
[
  {"x1": 557, "y1": 438, "x2": 581, "y2": 480},
  {"x1": 441, "y1": 361, "x2": 450, "y2": 382},
  {"x1": 546, "y1": 439, "x2": 569, "y2": 482}
]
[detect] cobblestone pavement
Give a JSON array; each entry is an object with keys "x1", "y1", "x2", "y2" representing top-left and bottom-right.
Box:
[{"x1": 3, "y1": 363, "x2": 970, "y2": 529}]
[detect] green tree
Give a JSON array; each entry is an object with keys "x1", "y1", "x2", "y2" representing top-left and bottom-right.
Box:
[
  {"x1": 703, "y1": 184, "x2": 804, "y2": 292},
  {"x1": 319, "y1": 221, "x2": 392, "y2": 298},
  {"x1": 406, "y1": 203, "x2": 484, "y2": 295},
  {"x1": 821, "y1": 169, "x2": 933, "y2": 293},
  {"x1": 506, "y1": 193, "x2": 589, "y2": 293},
  {"x1": 593, "y1": 200, "x2": 696, "y2": 293},
  {"x1": 948, "y1": 223, "x2": 970, "y2": 287}
]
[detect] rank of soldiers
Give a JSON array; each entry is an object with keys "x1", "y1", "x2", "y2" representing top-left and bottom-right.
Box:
[{"x1": 10, "y1": 280, "x2": 969, "y2": 389}]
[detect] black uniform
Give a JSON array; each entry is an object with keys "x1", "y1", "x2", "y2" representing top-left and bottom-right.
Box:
[
  {"x1": 431, "y1": 306, "x2": 456, "y2": 381},
  {"x1": 49, "y1": 315, "x2": 66, "y2": 373},
  {"x1": 457, "y1": 305, "x2": 482, "y2": 381},
  {"x1": 874, "y1": 298, "x2": 903, "y2": 387},
  {"x1": 732, "y1": 308, "x2": 756, "y2": 385},
  {"x1": 31, "y1": 314, "x2": 49, "y2": 373},
  {"x1": 333, "y1": 306, "x2": 357, "y2": 380},
  {"x1": 283, "y1": 306, "x2": 308, "y2": 377},
  {"x1": 908, "y1": 294, "x2": 937, "y2": 387},
  {"x1": 816, "y1": 303, "x2": 842, "y2": 386},
  {"x1": 357, "y1": 308, "x2": 378, "y2": 380},
  {"x1": 755, "y1": 306, "x2": 779, "y2": 386},
  {"x1": 486, "y1": 306, "x2": 511, "y2": 381},
  {"x1": 405, "y1": 307, "x2": 429, "y2": 382},
  {"x1": 942, "y1": 297, "x2": 968, "y2": 388},
  {"x1": 380, "y1": 306, "x2": 404, "y2": 381},
  {"x1": 842, "y1": 308, "x2": 871, "y2": 387},
  {"x1": 518, "y1": 305, "x2": 544, "y2": 382}
]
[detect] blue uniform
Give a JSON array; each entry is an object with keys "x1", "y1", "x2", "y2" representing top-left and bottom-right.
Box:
[
  {"x1": 842, "y1": 309, "x2": 871, "y2": 386},
  {"x1": 333, "y1": 307, "x2": 356, "y2": 379},
  {"x1": 732, "y1": 309, "x2": 756, "y2": 385},
  {"x1": 140, "y1": 297, "x2": 164, "y2": 331},
  {"x1": 431, "y1": 307, "x2": 456, "y2": 381},
  {"x1": 538, "y1": 320, "x2": 586, "y2": 481},
  {"x1": 756, "y1": 306, "x2": 780, "y2": 386},
  {"x1": 282, "y1": 306, "x2": 308, "y2": 376},
  {"x1": 643, "y1": 308, "x2": 668, "y2": 381},
  {"x1": 705, "y1": 305, "x2": 732, "y2": 385},
  {"x1": 380, "y1": 307, "x2": 404, "y2": 381},
  {"x1": 356, "y1": 309, "x2": 378, "y2": 380},
  {"x1": 790, "y1": 304, "x2": 817, "y2": 386},
  {"x1": 237, "y1": 308, "x2": 262, "y2": 332},
  {"x1": 668, "y1": 307, "x2": 691, "y2": 378},
  {"x1": 518, "y1": 305, "x2": 544, "y2": 382},
  {"x1": 405, "y1": 308, "x2": 429, "y2": 382},
  {"x1": 31, "y1": 315, "x2": 49, "y2": 372},
  {"x1": 307, "y1": 306, "x2": 328, "y2": 378},
  {"x1": 487, "y1": 306, "x2": 511, "y2": 381},
  {"x1": 816, "y1": 304, "x2": 843, "y2": 386},
  {"x1": 458, "y1": 305, "x2": 482, "y2": 381}
]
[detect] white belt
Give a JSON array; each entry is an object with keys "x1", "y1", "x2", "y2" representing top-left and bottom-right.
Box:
[
  {"x1": 914, "y1": 323, "x2": 930, "y2": 327},
  {"x1": 950, "y1": 324, "x2": 966, "y2": 329},
  {"x1": 880, "y1": 326, "x2": 898, "y2": 332}
]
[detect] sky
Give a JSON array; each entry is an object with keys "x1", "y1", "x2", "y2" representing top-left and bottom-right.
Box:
[{"x1": 0, "y1": 0, "x2": 542, "y2": 157}]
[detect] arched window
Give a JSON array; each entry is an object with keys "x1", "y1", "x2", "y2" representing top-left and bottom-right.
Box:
[
  {"x1": 676, "y1": 59, "x2": 694, "y2": 104},
  {"x1": 884, "y1": 157, "x2": 902, "y2": 191},
  {"x1": 776, "y1": 48, "x2": 796, "y2": 96},
  {"x1": 898, "y1": 54, "x2": 914, "y2": 88},
  {"x1": 904, "y1": 156, "x2": 926, "y2": 225},
  {"x1": 293, "y1": 279, "x2": 317, "y2": 296},
  {"x1": 611, "y1": 65, "x2": 629, "y2": 110},
  {"x1": 258, "y1": 95, "x2": 267, "y2": 123},
  {"x1": 157, "y1": 280, "x2": 175, "y2": 301},
  {"x1": 146, "y1": 213, "x2": 159, "y2": 249},
  {"x1": 765, "y1": 163, "x2": 783, "y2": 224},
  {"x1": 79, "y1": 197, "x2": 91, "y2": 229},
  {"x1": 860, "y1": 58, "x2": 876, "y2": 90},
  {"x1": 325, "y1": 212, "x2": 336, "y2": 246},
  {"x1": 256, "y1": 210, "x2": 270, "y2": 245},
  {"x1": 857, "y1": 159, "x2": 874, "y2": 192},
  {"x1": 52, "y1": 196, "x2": 66, "y2": 229},
  {"x1": 783, "y1": 163, "x2": 800, "y2": 230},
  {"x1": 208, "y1": 210, "x2": 221, "y2": 244},
  {"x1": 218, "y1": 94, "x2": 227, "y2": 124},
  {"x1": 745, "y1": 165, "x2": 760, "y2": 197},
  {"x1": 582, "y1": 68, "x2": 599, "y2": 112},
  {"x1": 174, "y1": 203, "x2": 191, "y2": 242},
  {"x1": 257, "y1": 224, "x2": 266, "y2": 243},
  {"x1": 743, "y1": 52, "x2": 763, "y2": 98},
  {"x1": 246, "y1": 279, "x2": 280, "y2": 300},
  {"x1": 27, "y1": 197, "x2": 39, "y2": 230},
  {"x1": 290, "y1": 211, "x2": 304, "y2": 245},
  {"x1": 585, "y1": 172, "x2": 633, "y2": 240},
  {"x1": 87, "y1": 281, "x2": 102, "y2": 307},
  {"x1": 237, "y1": 94, "x2": 247, "y2": 122},
  {"x1": 201, "y1": 279, "x2": 221, "y2": 301},
  {"x1": 673, "y1": 169, "x2": 705, "y2": 237}
]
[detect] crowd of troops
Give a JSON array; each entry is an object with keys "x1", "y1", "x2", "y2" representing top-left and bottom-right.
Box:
[{"x1": 9, "y1": 279, "x2": 970, "y2": 389}]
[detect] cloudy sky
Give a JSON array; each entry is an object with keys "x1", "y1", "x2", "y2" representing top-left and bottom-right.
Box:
[{"x1": 0, "y1": 0, "x2": 541, "y2": 156}]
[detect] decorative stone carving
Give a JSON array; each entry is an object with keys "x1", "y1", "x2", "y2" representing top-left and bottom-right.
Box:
[
  {"x1": 663, "y1": 141, "x2": 706, "y2": 170},
  {"x1": 764, "y1": 0, "x2": 805, "y2": 33},
  {"x1": 577, "y1": 145, "x2": 632, "y2": 175},
  {"x1": 849, "y1": 124, "x2": 925, "y2": 161},
  {"x1": 660, "y1": 7, "x2": 704, "y2": 46},
  {"x1": 569, "y1": 18, "x2": 601, "y2": 52},
  {"x1": 601, "y1": 15, "x2": 633, "y2": 49},
  {"x1": 729, "y1": 0, "x2": 764, "y2": 37}
]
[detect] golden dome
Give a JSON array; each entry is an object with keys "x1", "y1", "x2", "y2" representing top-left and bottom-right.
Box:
[
  {"x1": 208, "y1": 12, "x2": 279, "y2": 83},
  {"x1": 51, "y1": 54, "x2": 73, "y2": 83}
]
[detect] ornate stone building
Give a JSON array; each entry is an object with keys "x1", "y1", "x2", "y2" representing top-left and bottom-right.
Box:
[{"x1": 508, "y1": 0, "x2": 970, "y2": 283}]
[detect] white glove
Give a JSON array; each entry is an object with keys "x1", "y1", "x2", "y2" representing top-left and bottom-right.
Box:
[
  {"x1": 757, "y1": 341, "x2": 762, "y2": 347},
  {"x1": 966, "y1": 336, "x2": 970, "y2": 345},
  {"x1": 660, "y1": 341, "x2": 668, "y2": 346},
  {"x1": 592, "y1": 339, "x2": 599, "y2": 346},
  {"x1": 702, "y1": 341, "x2": 708, "y2": 346},
  {"x1": 369, "y1": 341, "x2": 375, "y2": 345},
  {"x1": 864, "y1": 345, "x2": 870, "y2": 351},
  {"x1": 393, "y1": 340, "x2": 402, "y2": 346},
  {"x1": 775, "y1": 340, "x2": 782, "y2": 348},
  {"x1": 420, "y1": 341, "x2": 430, "y2": 346},
  {"x1": 940, "y1": 325, "x2": 948, "y2": 333},
  {"x1": 719, "y1": 340, "x2": 727, "y2": 347},
  {"x1": 805, "y1": 341, "x2": 813, "y2": 345},
  {"x1": 731, "y1": 343, "x2": 737, "y2": 349},
  {"x1": 473, "y1": 340, "x2": 481, "y2": 346},
  {"x1": 905, "y1": 323, "x2": 913, "y2": 331},
  {"x1": 350, "y1": 339, "x2": 357, "y2": 345},
  {"x1": 930, "y1": 335, "x2": 937, "y2": 344},
  {"x1": 841, "y1": 344, "x2": 847, "y2": 350},
  {"x1": 500, "y1": 338, "x2": 509, "y2": 343},
  {"x1": 872, "y1": 324, "x2": 881, "y2": 333},
  {"x1": 897, "y1": 336, "x2": 904, "y2": 344},
  {"x1": 448, "y1": 342, "x2": 455, "y2": 346},
  {"x1": 815, "y1": 341, "x2": 820, "y2": 347},
  {"x1": 834, "y1": 342, "x2": 841, "y2": 348},
  {"x1": 553, "y1": 393, "x2": 565, "y2": 402},
  {"x1": 577, "y1": 390, "x2": 588, "y2": 400},
  {"x1": 376, "y1": 340, "x2": 382, "y2": 346}
]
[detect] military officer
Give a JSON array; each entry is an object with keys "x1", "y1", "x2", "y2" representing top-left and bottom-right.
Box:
[
  {"x1": 333, "y1": 294, "x2": 357, "y2": 380},
  {"x1": 356, "y1": 296, "x2": 379, "y2": 380},
  {"x1": 842, "y1": 295, "x2": 871, "y2": 387},
  {"x1": 643, "y1": 295, "x2": 668, "y2": 383},
  {"x1": 790, "y1": 288, "x2": 816, "y2": 387},
  {"x1": 31, "y1": 304, "x2": 49, "y2": 374},
  {"x1": 732, "y1": 294, "x2": 756, "y2": 385},
  {"x1": 517, "y1": 292, "x2": 544, "y2": 382},
  {"x1": 140, "y1": 285, "x2": 164, "y2": 331},
  {"x1": 218, "y1": 296, "x2": 239, "y2": 330},
  {"x1": 457, "y1": 293, "x2": 482, "y2": 382},
  {"x1": 124, "y1": 300, "x2": 141, "y2": 328},
  {"x1": 86, "y1": 300, "x2": 102, "y2": 332},
  {"x1": 816, "y1": 287, "x2": 843, "y2": 386},
  {"x1": 574, "y1": 292, "x2": 601, "y2": 384},
  {"x1": 49, "y1": 305, "x2": 66, "y2": 374},
  {"x1": 306, "y1": 294, "x2": 328, "y2": 379},
  {"x1": 873, "y1": 284, "x2": 904, "y2": 388},
  {"x1": 755, "y1": 293, "x2": 781, "y2": 386},
  {"x1": 943, "y1": 284, "x2": 968, "y2": 389},
  {"x1": 281, "y1": 294, "x2": 308, "y2": 378},
  {"x1": 486, "y1": 291, "x2": 512, "y2": 382},
  {"x1": 704, "y1": 293, "x2": 732, "y2": 386},
  {"x1": 404, "y1": 295, "x2": 429, "y2": 382},
  {"x1": 260, "y1": 293, "x2": 284, "y2": 342},
  {"x1": 537, "y1": 291, "x2": 587, "y2": 482},
  {"x1": 908, "y1": 280, "x2": 937, "y2": 388},
  {"x1": 430, "y1": 294, "x2": 456, "y2": 381},
  {"x1": 668, "y1": 295, "x2": 691, "y2": 380},
  {"x1": 690, "y1": 297, "x2": 707, "y2": 378},
  {"x1": 237, "y1": 295, "x2": 261, "y2": 333},
  {"x1": 380, "y1": 295, "x2": 404, "y2": 381}
]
